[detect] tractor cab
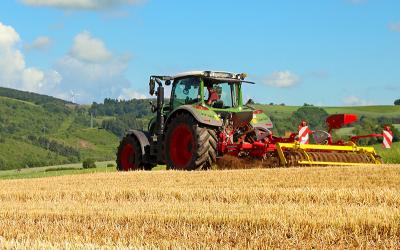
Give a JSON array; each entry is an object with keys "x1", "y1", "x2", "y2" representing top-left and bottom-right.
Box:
[{"x1": 169, "y1": 71, "x2": 248, "y2": 111}]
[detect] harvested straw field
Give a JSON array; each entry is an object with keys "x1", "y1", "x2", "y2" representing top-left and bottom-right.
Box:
[{"x1": 0, "y1": 165, "x2": 399, "y2": 248}]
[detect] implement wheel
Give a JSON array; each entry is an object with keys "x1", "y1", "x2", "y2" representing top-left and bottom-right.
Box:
[
  {"x1": 116, "y1": 135, "x2": 145, "y2": 171},
  {"x1": 165, "y1": 113, "x2": 217, "y2": 170}
]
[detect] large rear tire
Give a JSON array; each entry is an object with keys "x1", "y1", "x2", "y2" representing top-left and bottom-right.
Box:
[
  {"x1": 116, "y1": 135, "x2": 144, "y2": 171},
  {"x1": 165, "y1": 113, "x2": 217, "y2": 170}
]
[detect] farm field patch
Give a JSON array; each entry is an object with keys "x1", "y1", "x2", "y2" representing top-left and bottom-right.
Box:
[{"x1": 0, "y1": 165, "x2": 399, "y2": 248}]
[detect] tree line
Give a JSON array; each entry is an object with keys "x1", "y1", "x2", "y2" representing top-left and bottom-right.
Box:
[
  {"x1": 89, "y1": 98, "x2": 153, "y2": 137},
  {"x1": 27, "y1": 135, "x2": 81, "y2": 161},
  {"x1": 89, "y1": 98, "x2": 152, "y2": 118}
]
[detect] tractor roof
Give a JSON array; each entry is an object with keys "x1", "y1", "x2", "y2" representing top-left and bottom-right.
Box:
[
  {"x1": 173, "y1": 71, "x2": 241, "y2": 79},
  {"x1": 151, "y1": 71, "x2": 255, "y2": 84}
]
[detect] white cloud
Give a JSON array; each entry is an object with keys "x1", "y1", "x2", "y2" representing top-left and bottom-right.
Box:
[
  {"x1": 118, "y1": 88, "x2": 147, "y2": 100},
  {"x1": 389, "y1": 22, "x2": 400, "y2": 32},
  {"x1": 0, "y1": 22, "x2": 61, "y2": 93},
  {"x1": 0, "y1": 22, "x2": 144, "y2": 103},
  {"x1": 263, "y1": 70, "x2": 300, "y2": 88},
  {"x1": 70, "y1": 31, "x2": 112, "y2": 62},
  {"x1": 55, "y1": 31, "x2": 144, "y2": 102},
  {"x1": 0, "y1": 23, "x2": 20, "y2": 46},
  {"x1": 22, "y1": 0, "x2": 145, "y2": 10},
  {"x1": 24, "y1": 36, "x2": 52, "y2": 51},
  {"x1": 343, "y1": 96, "x2": 374, "y2": 106}
]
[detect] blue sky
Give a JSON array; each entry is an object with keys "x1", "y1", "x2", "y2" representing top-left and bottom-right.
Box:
[{"x1": 0, "y1": 0, "x2": 399, "y2": 106}]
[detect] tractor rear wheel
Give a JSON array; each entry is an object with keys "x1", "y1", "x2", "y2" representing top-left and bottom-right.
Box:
[
  {"x1": 116, "y1": 135, "x2": 144, "y2": 171},
  {"x1": 165, "y1": 113, "x2": 217, "y2": 170}
]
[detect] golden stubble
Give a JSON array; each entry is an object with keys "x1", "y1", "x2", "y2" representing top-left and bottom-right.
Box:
[{"x1": 0, "y1": 165, "x2": 399, "y2": 249}]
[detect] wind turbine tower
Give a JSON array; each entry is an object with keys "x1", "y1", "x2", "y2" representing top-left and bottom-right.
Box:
[{"x1": 70, "y1": 90, "x2": 80, "y2": 104}]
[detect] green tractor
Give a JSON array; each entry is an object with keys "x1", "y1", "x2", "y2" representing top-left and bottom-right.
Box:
[
  {"x1": 116, "y1": 71, "x2": 273, "y2": 170},
  {"x1": 116, "y1": 70, "x2": 384, "y2": 170}
]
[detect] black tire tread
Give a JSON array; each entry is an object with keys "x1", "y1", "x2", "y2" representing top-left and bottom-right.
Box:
[
  {"x1": 116, "y1": 134, "x2": 143, "y2": 171},
  {"x1": 165, "y1": 113, "x2": 217, "y2": 170}
]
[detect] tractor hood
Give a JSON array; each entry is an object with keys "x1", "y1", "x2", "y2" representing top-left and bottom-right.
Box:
[
  {"x1": 165, "y1": 104, "x2": 223, "y2": 127},
  {"x1": 169, "y1": 104, "x2": 273, "y2": 129}
]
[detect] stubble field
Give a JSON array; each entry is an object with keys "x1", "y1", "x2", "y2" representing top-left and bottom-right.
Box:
[{"x1": 0, "y1": 165, "x2": 399, "y2": 249}]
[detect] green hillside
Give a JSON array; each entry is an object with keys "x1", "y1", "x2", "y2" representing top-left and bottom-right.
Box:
[
  {"x1": 0, "y1": 89, "x2": 119, "y2": 170},
  {"x1": 0, "y1": 87, "x2": 69, "y2": 106}
]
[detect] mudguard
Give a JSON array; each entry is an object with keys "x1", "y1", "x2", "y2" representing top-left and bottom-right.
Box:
[
  {"x1": 165, "y1": 105, "x2": 223, "y2": 127},
  {"x1": 127, "y1": 129, "x2": 150, "y2": 157}
]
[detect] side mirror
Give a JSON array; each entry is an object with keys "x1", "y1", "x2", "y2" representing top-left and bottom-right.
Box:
[
  {"x1": 246, "y1": 98, "x2": 255, "y2": 105},
  {"x1": 149, "y1": 79, "x2": 155, "y2": 96},
  {"x1": 165, "y1": 80, "x2": 171, "y2": 86}
]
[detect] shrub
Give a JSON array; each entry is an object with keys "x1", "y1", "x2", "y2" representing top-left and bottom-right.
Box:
[
  {"x1": 82, "y1": 158, "x2": 96, "y2": 169},
  {"x1": 107, "y1": 163, "x2": 115, "y2": 168},
  {"x1": 395, "y1": 99, "x2": 400, "y2": 105},
  {"x1": 291, "y1": 106, "x2": 329, "y2": 130}
]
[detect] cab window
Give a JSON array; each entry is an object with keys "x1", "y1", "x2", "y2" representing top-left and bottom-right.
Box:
[
  {"x1": 204, "y1": 82, "x2": 239, "y2": 108},
  {"x1": 172, "y1": 77, "x2": 200, "y2": 109}
]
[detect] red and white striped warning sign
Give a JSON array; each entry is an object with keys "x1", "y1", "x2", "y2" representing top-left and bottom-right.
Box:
[
  {"x1": 298, "y1": 126, "x2": 311, "y2": 144},
  {"x1": 382, "y1": 129, "x2": 393, "y2": 149}
]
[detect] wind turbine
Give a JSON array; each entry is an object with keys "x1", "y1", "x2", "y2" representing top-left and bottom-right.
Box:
[{"x1": 70, "y1": 90, "x2": 80, "y2": 104}]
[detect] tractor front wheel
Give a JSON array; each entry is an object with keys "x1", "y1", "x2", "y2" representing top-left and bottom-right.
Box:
[
  {"x1": 165, "y1": 113, "x2": 217, "y2": 170},
  {"x1": 116, "y1": 135, "x2": 143, "y2": 171}
]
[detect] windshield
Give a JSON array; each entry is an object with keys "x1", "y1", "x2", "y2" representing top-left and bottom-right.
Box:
[
  {"x1": 172, "y1": 77, "x2": 200, "y2": 109},
  {"x1": 204, "y1": 81, "x2": 239, "y2": 108}
]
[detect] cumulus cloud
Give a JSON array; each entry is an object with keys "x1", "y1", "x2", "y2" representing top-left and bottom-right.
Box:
[
  {"x1": 263, "y1": 70, "x2": 300, "y2": 88},
  {"x1": 54, "y1": 31, "x2": 145, "y2": 102},
  {"x1": 24, "y1": 36, "x2": 52, "y2": 51},
  {"x1": 22, "y1": 0, "x2": 145, "y2": 10},
  {"x1": 0, "y1": 23, "x2": 20, "y2": 46},
  {"x1": 0, "y1": 22, "x2": 60, "y2": 93},
  {"x1": 389, "y1": 22, "x2": 400, "y2": 32},
  {"x1": 343, "y1": 96, "x2": 374, "y2": 106},
  {"x1": 0, "y1": 22, "x2": 143, "y2": 103},
  {"x1": 70, "y1": 31, "x2": 112, "y2": 62},
  {"x1": 118, "y1": 88, "x2": 147, "y2": 100}
]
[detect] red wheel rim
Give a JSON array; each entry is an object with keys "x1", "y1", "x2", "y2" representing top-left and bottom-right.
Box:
[
  {"x1": 121, "y1": 143, "x2": 135, "y2": 171},
  {"x1": 169, "y1": 124, "x2": 194, "y2": 169}
]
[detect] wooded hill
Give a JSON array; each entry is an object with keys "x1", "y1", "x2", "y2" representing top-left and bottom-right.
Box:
[{"x1": 0, "y1": 87, "x2": 119, "y2": 170}]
